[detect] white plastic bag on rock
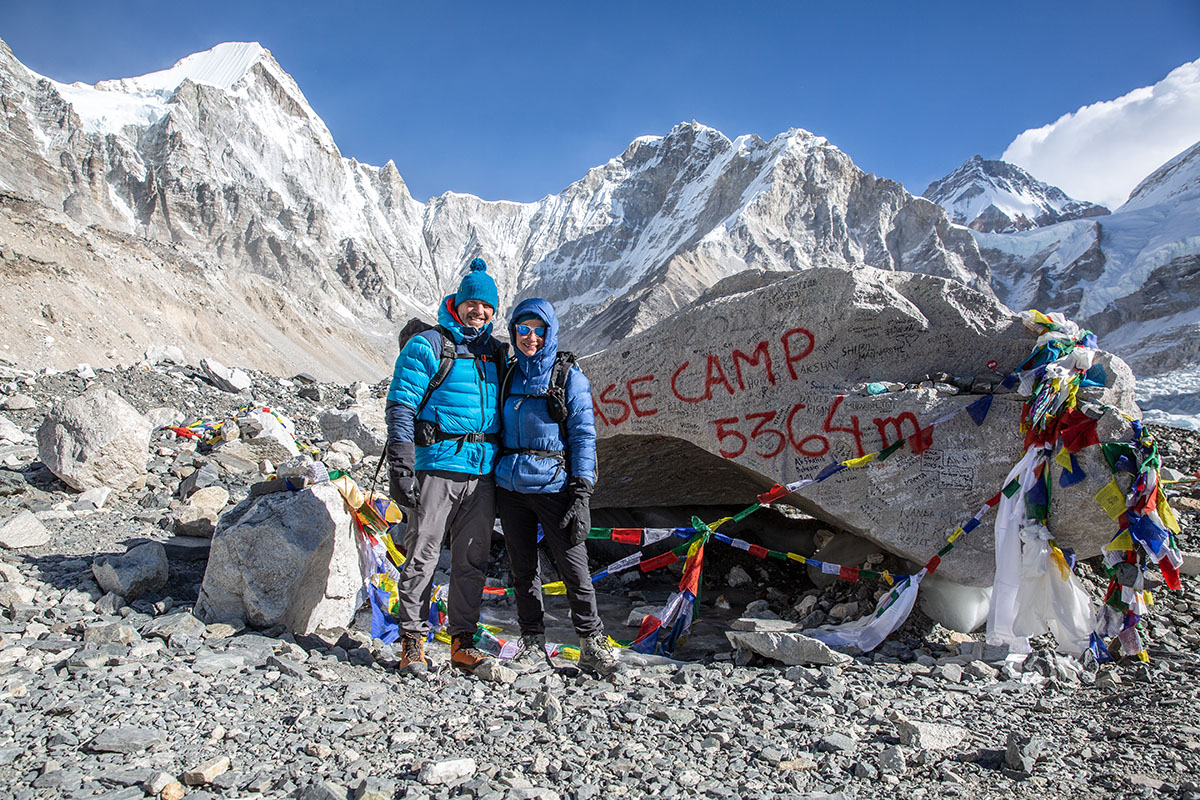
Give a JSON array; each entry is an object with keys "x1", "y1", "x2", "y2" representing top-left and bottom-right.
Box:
[{"x1": 1012, "y1": 523, "x2": 1096, "y2": 655}]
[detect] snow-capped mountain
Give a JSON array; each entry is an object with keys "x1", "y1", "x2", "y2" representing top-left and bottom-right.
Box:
[
  {"x1": 970, "y1": 139, "x2": 1200, "y2": 427},
  {"x1": 923, "y1": 156, "x2": 1109, "y2": 233},
  {"x1": 1, "y1": 37, "x2": 1195, "y2": 428},
  {"x1": 0, "y1": 38, "x2": 992, "y2": 371}
]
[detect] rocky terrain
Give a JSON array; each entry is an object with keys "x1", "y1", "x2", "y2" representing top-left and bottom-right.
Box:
[{"x1": 1, "y1": 356, "x2": 1199, "y2": 800}]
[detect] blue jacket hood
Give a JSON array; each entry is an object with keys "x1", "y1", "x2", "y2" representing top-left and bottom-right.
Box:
[
  {"x1": 438, "y1": 294, "x2": 493, "y2": 346},
  {"x1": 509, "y1": 297, "x2": 559, "y2": 383}
]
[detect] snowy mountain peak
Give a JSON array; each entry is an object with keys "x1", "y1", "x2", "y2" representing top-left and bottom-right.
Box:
[
  {"x1": 1122, "y1": 139, "x2": 1200, "y2": 212},
  {"x1": 42, "y1": 42, "x2": 285, "y2": 138},
  {"x1": 95, "y1": 42, "x2": 267, "y2": 95},
  {"x1": 924, "y1": 155, "x2": 1109, "y2": 233}
]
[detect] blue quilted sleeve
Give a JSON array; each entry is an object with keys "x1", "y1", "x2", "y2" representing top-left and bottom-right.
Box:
[
  {"x1": 564, "y1": 365, "x2": 597, "y2": 483},
  {"x1": 386, "y1": 335, "x2": 438, "y2": 443}
]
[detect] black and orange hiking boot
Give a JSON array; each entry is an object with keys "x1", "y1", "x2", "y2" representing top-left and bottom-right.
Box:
[
  {"x1": 397, "y1": 632, "x2": 429, "y2": 675},
  {"x1": 449, "y1": 633, "x2": 489, "y2": 673}
]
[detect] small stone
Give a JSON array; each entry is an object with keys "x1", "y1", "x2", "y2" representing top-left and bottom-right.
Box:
[
  {"x1": 89, "y1": 728, "x2": 165, "y2": 754},
  {"x1": 144, "y1": 771, "x2": 176, "y2": 794},
  {"x1": 2, "y1": 394, "x2": 36, "y2": 411},
  {"x1": 474, "y1": 659, "x2": 517, "y2": 684},
  {"x1": 182, "y1": 755, "x2": 230, "y2": 785},
  {"x1": 937, "y1": 663, "x2": 963, "y2": 683},
  {"x1": 0, "y1": 510, "x2": 50, "y2": 549},
  {"x1": 727, "y1": 565, "x2": 753, "y2": 587},
  {"x1": 92, "y1": 542, "x2": 168, "y2": 600},
  {"x1": 355, "y1": 776, "x2": 397, "y2": 800},
  {"x1": 160, "y1": 780, "x2": 186, "y2": 800},
  {"x1": 1005, "y1": 732, "x2": 1047, "y2": 773},
  {"x1": 418, "y1": 757, "x2": 477, "y2": 785},
  {"x1": 818, "y1": 732, "x2": 857, "y2": 753},
  {"x1": 896, "y1": 719, "x2": 967, "y2": 751},
  {"x1": 879, "y1": 745, "x2": 906, "y2": 775}
]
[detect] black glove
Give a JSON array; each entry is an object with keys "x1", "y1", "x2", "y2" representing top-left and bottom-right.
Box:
[
  {"x1": 387, "y1": 440, "x2": 419, "y2": 508},
  {"x1": 561, "y1": 477, "x2": 594, "y2": 547}
]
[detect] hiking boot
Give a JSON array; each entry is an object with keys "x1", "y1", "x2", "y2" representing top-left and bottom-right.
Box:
[
  {"x1": 397, "y1": 632, "x2": 429, "y2": 674},
  {"x1": 509, "y1": 633, "x2": 549, "y2": 671},
  {"x1": 450, "y1": 633, "x2": 489, "y2": 673},
  {"x1": 579, "y1": 632, "x2": 620, "y2": 677}
]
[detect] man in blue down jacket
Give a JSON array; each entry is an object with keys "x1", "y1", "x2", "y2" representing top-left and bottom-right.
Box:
[
  {"x1": 495, "y1": 297, "x2": 618, "y2": 676},
  {"x1": 385, "y1": 258, "x2": 506, "y2": 674}
]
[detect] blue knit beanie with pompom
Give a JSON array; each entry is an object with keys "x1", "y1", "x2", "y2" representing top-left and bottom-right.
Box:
[{"x1": 454, "y1": 257, "x2": 499, "y2": 310}]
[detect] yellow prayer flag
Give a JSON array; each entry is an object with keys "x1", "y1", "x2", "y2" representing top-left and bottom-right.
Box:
[
  {"x1": 1095, "y1": 479, "x2": 1128, "y2": 521},
  {"x1": 1065, "y1": 382, "x2": 1079, "y2": 410},
  {"x1": 1055, "y1": 447, "x2": 1074, "y2": 472},
  {"x1": 842, "y1": 453, "x2": 877, "y2": 468},
  {"x1": 382, "y1": 533, "x2": 406, "y2": 567},
  {"x1": 541, "y1": 581, "x2": 567, "y2": 595},
  {"x1": 1104, "y1": 530, "x2": 1134, "y2": 552},
  {"x1": 1158, "y1": 495, "x2": 1182, "y2": 535},
  {"x1": 1048, "y1": 543, "x2": 1071, "y2": 581},
  {"x1": 947, "y1": 527, "x2": 964, "y2": 543},
  {"x1": 787, "y1": 553, "x2": 807, "y2": 564},
  {"x1": 1145, "y1": 590, "x2": 1154, "y2": 606}
]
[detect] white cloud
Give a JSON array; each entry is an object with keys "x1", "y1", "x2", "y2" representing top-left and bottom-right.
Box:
[{"x1": 1002, "y1": 58, "x2": 1200, "y2": 210}]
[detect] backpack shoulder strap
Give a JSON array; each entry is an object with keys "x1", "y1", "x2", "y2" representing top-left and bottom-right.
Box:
[{"x1": 414, "y1": 327, "x2": 457, "y2": 417}]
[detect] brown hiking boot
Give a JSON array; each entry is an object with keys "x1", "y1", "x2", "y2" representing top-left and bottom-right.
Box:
[
  {"x1": 450, "y1": 633, "x2": 489, "y2": 673},
  {"x1": 397, "y1": 632, "x2": 429, "y2": 674}
]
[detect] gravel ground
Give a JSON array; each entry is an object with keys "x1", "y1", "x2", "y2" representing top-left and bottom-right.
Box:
[{"x1": 1, "y1": 361, "x2": 1198, "y2": 800}]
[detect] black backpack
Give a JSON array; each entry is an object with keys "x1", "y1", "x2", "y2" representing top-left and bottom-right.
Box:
[{"x1": 409, "y1": 324, "x2": 510, "y2": 418}]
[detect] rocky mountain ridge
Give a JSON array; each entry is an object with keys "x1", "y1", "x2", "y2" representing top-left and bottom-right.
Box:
[{"x1": 0, "y1": 38, "x2": 989, "y2": 369}]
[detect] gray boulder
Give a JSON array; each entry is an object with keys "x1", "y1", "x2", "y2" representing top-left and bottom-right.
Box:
[
  {"x1": 174, "y1": 486, "x2": 229, "y2": 538},
  {"x1": 726, "y1": 630, "x2": 852, "y2": 666},
  {"x1": 318, "y1": 401, "x2": 386, "y2": 456},
  {"x1": 200, "y1": 358, "x2": 252, "y2": 393},
  {"x1": 583, "y1": 267, "x2": 1140, "y2": 586},
  {"x1": 92, "y1": 542, "x2": 168, "y2": 600},
  {"x1": 36, "y1": 388, "x2": 152, "y2": 492},
  {"x1": 0, "y1": 510, "x2": 50, "y2": 549},
  {"x1": 195, "y1": 483, "x2": 367, "y2": 634}
]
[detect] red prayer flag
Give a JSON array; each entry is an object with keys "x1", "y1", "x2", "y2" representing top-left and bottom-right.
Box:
[
  {"x1": 839, "y1": 566, "x2": 859, "y2": 582},
  {"x1": 748, "y1": 544, "x2": 769, "y2": 559},
  {"x1": 612, "y1": 528, "x2": 642, "y2": 544},
  {"x1": 907, "y1": 425, "x2": 934, "y2": 455},
  {"x1": 756, "y1": 484, "x2": 790, "y2": 504},
  {"x1": 641, "y1": 552, "x2": 678, "y2": 572},
  {"x1": 1058, "y1": 408, "x2": 1100, "y2": 453},
  {"x1": 1160, "y1": 558, "x2": 1183, "y2": 591}
]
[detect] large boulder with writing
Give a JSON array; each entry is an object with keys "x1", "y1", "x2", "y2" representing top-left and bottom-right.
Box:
[
  {"x1": 583, "y1": 267, "x2": 1138, "y2": 586},
  {"x1": 37, "y1": 388, "x2": 153, "y2": 492},
  {"x1": 195, "y1": 483, "x2": 367, "y2": 634}
]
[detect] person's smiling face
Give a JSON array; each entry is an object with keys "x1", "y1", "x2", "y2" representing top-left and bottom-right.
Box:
[
  {"x1": 456, "y1": 299, "x2": 494, "y2": 330},
  {"x1": 514, "y1": 318, "x2": 546, "y2": 357}
]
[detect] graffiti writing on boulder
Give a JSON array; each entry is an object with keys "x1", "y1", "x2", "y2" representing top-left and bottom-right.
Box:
[{"x1": 592, "y1": 327, "x2": 926, "y2": 463}]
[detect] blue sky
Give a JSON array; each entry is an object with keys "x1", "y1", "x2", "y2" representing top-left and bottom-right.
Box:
[{"x1": 4, "y1": 1, "x2": 1198, "y2": 203}]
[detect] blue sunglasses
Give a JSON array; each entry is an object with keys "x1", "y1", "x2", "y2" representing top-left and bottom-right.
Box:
[{"x1": 515, "y1": 324, "x2": 547, "y2": 337}]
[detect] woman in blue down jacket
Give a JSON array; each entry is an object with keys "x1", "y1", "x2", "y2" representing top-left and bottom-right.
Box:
[{"x1": 496, "y1": 297, "x2": 618, "y2": 676}]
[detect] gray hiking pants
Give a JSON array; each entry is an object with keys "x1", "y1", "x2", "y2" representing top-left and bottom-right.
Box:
[
  {"x1": 393, "y1": 470, "x2": 495, "y2": 637},
  {"x1": 497, "y1": 488, "x2": 603, "y2": 637}
]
